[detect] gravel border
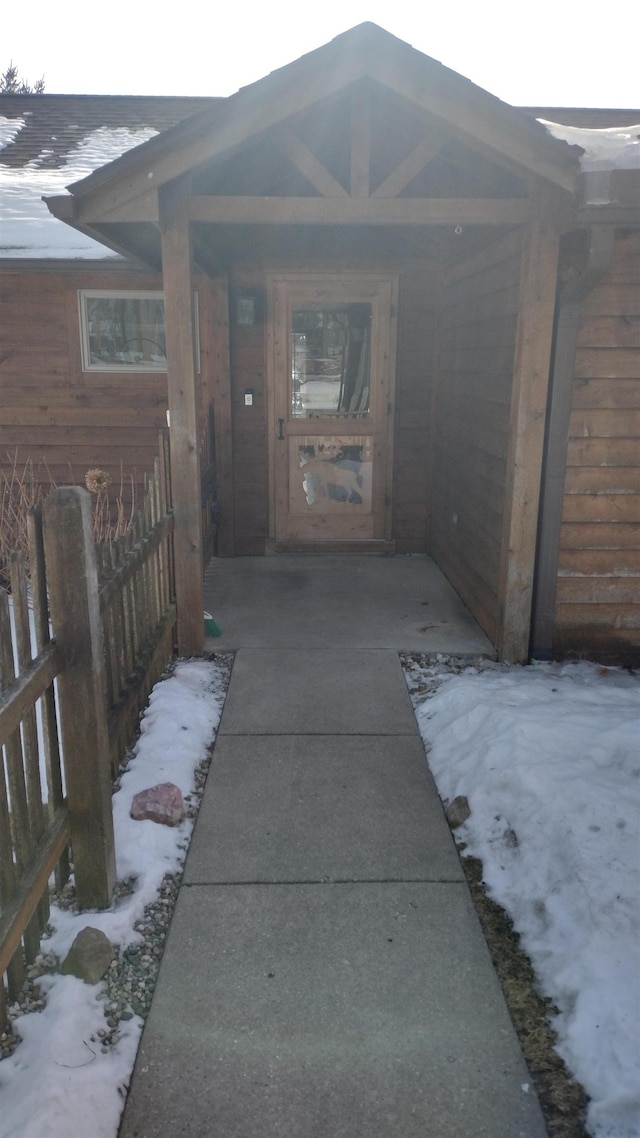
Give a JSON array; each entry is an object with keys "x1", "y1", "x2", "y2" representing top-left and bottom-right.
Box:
[
  {"x1": 1, "y1": 652, "x2": 233, "y2": 1062},
  {"x1": 401, "y1": 651, "x2": 589, "y2": 1138}
]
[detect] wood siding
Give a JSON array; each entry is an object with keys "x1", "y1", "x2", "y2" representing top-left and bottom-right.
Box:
[
  {"x1": 228, "y1": 269, "x2": 269, "y2": 555},
  {"x1": 0, "y1": 269, "x2": 168, "y2": 505},
  {"x1": 0, "y1": 268, "x2": 222, "y2": 537},
  {"x1": 393, "y1": 264, "x2": 438, "y2": 552},
  {"x1": 554, "y1": 231, "x2": 640, "y2": 663},
  {"x1": 429, "y1": 229, "x2": 523, "y2": 642}
]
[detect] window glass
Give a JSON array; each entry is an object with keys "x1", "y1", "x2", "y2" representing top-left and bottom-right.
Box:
[
  {"x1": 295, "y1": 437, "x2": 373, "y2": 510},
  {"x1": 291, "y1": 304, "x2": 371, "y2": 418},
  {"x1": 79, "y1": 292, "x2": 166, "y2": 371}
]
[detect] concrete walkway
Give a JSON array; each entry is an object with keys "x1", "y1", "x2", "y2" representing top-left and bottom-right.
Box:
[{"x1": 119, "y1": 557, "x2": 547, "y2": 1137}]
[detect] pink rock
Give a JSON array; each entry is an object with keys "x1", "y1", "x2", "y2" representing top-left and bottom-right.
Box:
[
  {"x1": 130, "y1": 782, "x2": 185, "y2": 827},
  {"x1": 445, "y1": 794, "x2": 471, "y2": 829}
]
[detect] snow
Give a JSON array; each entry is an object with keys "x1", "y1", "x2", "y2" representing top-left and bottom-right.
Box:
[
  {"x1": 540, "y1": 119, "x2": 640, "y2": 171},
  {"x1": 1, "y1": 654, "x2": 638, "y2": 1137},
  {"x1": 2, "y1": 106, "x2": 637, "y2": 260},
  {"x1": 0, "y1": 123, "x2": 157, "y2": 258},
  {"x1": 413, "y1": 660, "x2": 640, "y2": 1138},
  {"x1": 0, "y1": 657, "x2": 226, "y2": 1138},
  {"x1": 0, "y1": 975, "x2": 141, "y2": 1138},
  {"x1": 0, "y1": 118, "x2": 25, "y2": 151}
]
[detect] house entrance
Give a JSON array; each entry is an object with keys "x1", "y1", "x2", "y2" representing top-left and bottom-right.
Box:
[{"x1": 268, "y1": 274, "x2": 398, "y2": 548}]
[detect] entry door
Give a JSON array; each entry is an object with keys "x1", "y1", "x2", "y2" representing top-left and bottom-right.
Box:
[{"x1": 269, "y1": 274, "x2": 398, "y2": 547}]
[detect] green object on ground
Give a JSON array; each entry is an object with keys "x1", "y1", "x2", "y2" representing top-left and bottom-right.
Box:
[{"x1": 204, "y1": 612, "x2": 222, "y2": 637}]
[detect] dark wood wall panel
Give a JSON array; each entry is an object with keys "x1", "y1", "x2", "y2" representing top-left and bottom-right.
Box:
[
  {"x1": 554, "y1": 231, "x2": 640, "y2": 663},
  {"x1": 228, "y1": 269, "x2": 269, "y2": 554},
  {"x1": 392, "y1": 264, "x2": 438, "y2": 552},
  {"x1": 429, "y1": 228, "x2": 523, "y2": 642}
]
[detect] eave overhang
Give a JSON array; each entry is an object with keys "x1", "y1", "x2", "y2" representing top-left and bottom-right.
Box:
[{"x1": 44, "y1": 22, "x2": 583, "y2": 260}]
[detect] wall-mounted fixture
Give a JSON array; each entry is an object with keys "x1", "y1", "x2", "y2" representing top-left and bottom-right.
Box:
[{"x1": 234, "y1": 290, "x2": 263, "y2": 328}]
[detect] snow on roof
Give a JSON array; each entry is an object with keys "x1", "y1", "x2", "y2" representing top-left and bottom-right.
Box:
[
  {"x1": 0, "y1": 121, "x2": 158, "y2": 258},
  {"x1": 0, "y1": 117, "x2": 25, "y2": 150},
  {"x1": 1, "y1": 98, "x2": 637, "y2": 261},
  {"x1": 539, "y1": 119, "x2": 640, "y2": 170}
]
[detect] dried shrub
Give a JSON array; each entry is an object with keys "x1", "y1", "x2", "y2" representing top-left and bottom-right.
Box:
[
  {"x1": 0, "y1": 454, "x2": 54, "y2": 590},
  {"x1": 84, "y1": 466, "x2": 136, "y2": 544},
  {"x1": 1, "y1": 455, "x2": 137, "y2": 589}
]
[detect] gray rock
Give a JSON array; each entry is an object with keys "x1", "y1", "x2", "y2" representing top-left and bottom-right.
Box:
[
  {"x1": 445, "y1": 795, "x2": 471, "y2": 829},
  {"x1": 130, "y1": 782, "x2": 185, "y2": 827},
  {"x1": 60, "y1": 927, "x2": 115, "y2": 984}
]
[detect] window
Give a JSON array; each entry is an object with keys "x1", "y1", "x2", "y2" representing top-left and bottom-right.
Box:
[
  {"x1": 291, "y1": 304, "x2": 371, "y2": 418},
  {"x1": 79, "y1": 291, "x2": 167, "y2": 372}
]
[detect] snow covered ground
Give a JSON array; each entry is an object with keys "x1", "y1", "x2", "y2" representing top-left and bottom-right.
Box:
[
  {"x1": 409, "y1": 659, "x2": 640, "y2": 1138},
  {"x1": 0, "y1": 658, "x2": 227, "y2": 1138},
  {"x1": 0, "y1": 654, "x2": 638, "y2": 1138}
]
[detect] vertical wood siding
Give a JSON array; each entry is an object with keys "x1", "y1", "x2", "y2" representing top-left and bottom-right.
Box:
[
  {"x1": 228, "y1": 269, "x2": 269, "y2": 555},
  {"x1": 429, "y1": 229, "x2": 523, "y2": 642},
  {"x1": 392, "y1": 264, "x2": 438, "y2": 552},
  {"x1": 554, "y1": 231, "x2": 640, "y2": 662}
]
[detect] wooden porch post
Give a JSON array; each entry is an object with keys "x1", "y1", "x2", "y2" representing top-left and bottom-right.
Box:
[
  {"x1": 159, "y1": 175, "x2": 204, "y2": 656},
  {"x1": 497, "y1": 183, "x2": 565, "y2": 662},
  {"x1": 530, "y1": 228, "x2": 615, "y2": 659}
]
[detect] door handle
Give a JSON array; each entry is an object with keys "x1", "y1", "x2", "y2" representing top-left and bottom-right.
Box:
[{"x1": 278, "y1": 418, "x2": 284, "y2": 440}]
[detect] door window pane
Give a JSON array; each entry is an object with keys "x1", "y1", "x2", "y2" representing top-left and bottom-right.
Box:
[
  {"x1": 291, "y1": 304, "x2": 371, "y2": 418},
  {"x1": 293, "y1": 437, "x2": 373, "y2": 512}
]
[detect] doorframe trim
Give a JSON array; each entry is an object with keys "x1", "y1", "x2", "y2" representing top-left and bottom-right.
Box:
[{"x1": 265, "y1": 270, "x2": 399, "y2": 547}]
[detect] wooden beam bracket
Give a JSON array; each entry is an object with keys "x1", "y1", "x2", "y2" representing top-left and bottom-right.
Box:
[
  {"x1": 272, "y1": 127, "x2": 348, "y2": 198},
  {"x1": 372, "y1": 136, "x2": 444, "y2": 199},
  {"x1": 350, "y1": 83, "x2": 371, "y2": 198}
]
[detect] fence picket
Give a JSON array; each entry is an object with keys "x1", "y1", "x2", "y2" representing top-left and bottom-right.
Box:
[
  {"x1": 0, "y1": 593, "x2": 28, "y2": 996},
  {"x1": 27, "y1": 508, "x2": 69, "y2": 889},
  {"x1": 10, "y1": 552, "x2": 49, "y2": 941},
  {"x1": 9, "y1": 554, "x2": 45, "y2": 846},
  {"x1": 1, "y1": 432, "x2": 177, "y2": 1022},
  {"x1": 43, "y1": 487, "x2": 116, "y2": 911}
]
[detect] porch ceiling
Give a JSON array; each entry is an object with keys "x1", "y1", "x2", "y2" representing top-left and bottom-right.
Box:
[{"x1": 75, "y1": 220, "x2": 519, "y2": 277}]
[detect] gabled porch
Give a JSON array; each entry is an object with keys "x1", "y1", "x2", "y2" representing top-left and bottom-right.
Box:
[{"x1": 46, "y1": 23, "x2": 583, "y2": 663}]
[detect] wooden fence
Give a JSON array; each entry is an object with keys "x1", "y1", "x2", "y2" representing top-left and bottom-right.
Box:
[
  {"x1": 97, "y1": 432, "x2": 176, "y2": 777},
  {"x1": 0, "y1": 432, "x2": 176, "y2": 1030}
]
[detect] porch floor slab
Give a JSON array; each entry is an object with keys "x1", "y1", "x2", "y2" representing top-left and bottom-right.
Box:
[{"x1": 203, "y1": 553, "x2": 495, "y2": 655}]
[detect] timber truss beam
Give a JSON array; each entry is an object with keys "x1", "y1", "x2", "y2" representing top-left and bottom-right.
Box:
[
  {"x1": 272, "y1": 87, "x2": 448, "y2": 202},
  {"x1": 50, "y1": 26, "x2": 578, "y2": 233},
  {"x1": 187, "y1": 196, "x2": 531, "y2": 226},
  {"x1": 50, "y1": 189, "x2": 531, "y2": 232}
]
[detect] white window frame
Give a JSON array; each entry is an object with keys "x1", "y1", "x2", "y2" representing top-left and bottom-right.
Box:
[{"x1": 78, "y1": 290, "x2": 201, "y2": 373}]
